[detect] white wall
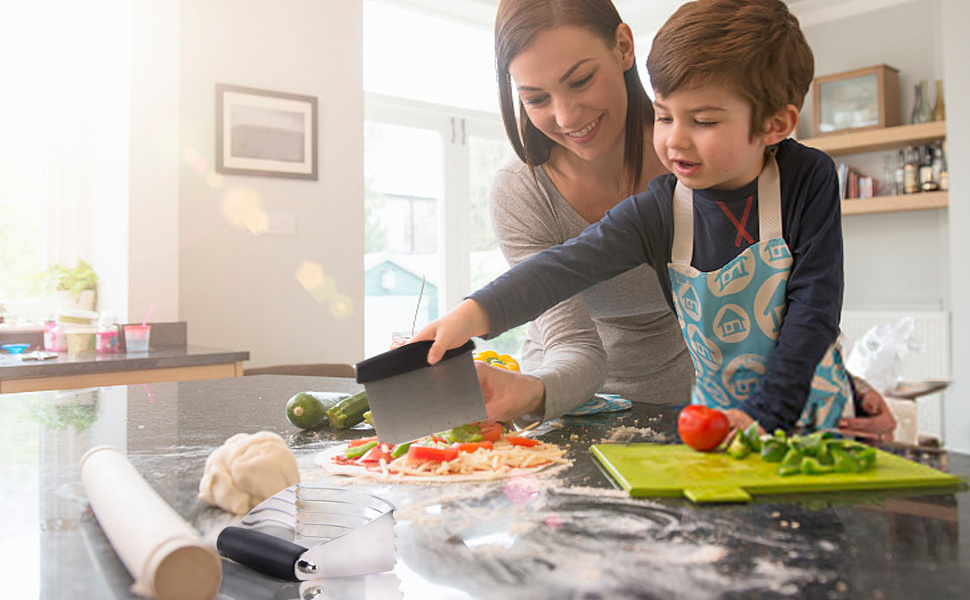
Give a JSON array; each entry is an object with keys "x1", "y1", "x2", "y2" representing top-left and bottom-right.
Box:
[
  {"x1": 940, "y1": 0, "x2": 970, "y2": 451},
  {"x1": 128, "y1": 0, "x2": 181, "y2": 325},
  {"x1": 803, "y1": 0, "x2": 969, "y2": 450},
  {"x1": 177, "y1": 0, "x2": 365, "y2": 367},
  {"x1": 801, "y1": 0, "x2": 948, "y2": 313}
]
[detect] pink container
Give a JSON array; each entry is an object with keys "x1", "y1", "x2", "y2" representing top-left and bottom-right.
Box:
[{"x1": 96, "y1": 330, "x2": 119, "y2": 353}]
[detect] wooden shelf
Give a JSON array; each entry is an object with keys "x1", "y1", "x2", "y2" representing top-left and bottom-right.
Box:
[
  {"x1": 842, "y1": 190, "x2": 948, "y2": 216},
  {"x1": 801, "y1": 121, "x2": 946, "y2": 156}
]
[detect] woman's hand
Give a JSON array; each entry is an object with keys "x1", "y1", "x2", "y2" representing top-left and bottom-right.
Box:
[
  {"x1": 475, "y1": 361, "x2": 545, "y2": 422},
  {"x1": 838, "y1": 385, "x2": 897, "y2": 442},
  {"x1": 723, "y1": 408, "x2": 758, "y2": 433},
  {"x1": 411, "y1": 299, "x2": 491, "y2": 365}
]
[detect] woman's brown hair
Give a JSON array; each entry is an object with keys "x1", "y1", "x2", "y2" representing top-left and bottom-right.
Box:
[{"x1": 495, "y1": 0, "x2": 653, "y2": 190}]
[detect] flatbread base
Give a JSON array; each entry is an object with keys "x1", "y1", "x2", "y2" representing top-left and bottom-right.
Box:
[{"x1": 313, "y1": 443, "x2": 571, "y2": 484}]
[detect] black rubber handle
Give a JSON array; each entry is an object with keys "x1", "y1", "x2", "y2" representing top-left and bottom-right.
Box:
[
  {"x1": 355, "y1": 338, "x2": 475, "y2": 383},
  {"x1": 217, "y1": 526, "x2": 305, "y2": 581}
]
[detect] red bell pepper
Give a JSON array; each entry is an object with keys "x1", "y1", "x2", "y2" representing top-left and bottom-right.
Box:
[
  {"x1": 452, "y1": 441, "x2": 493, "y2": 454},
  {"x1": 507, "y1": 436, "x2": 539, "y2": 447},
  {"x1": 407, "y1": 445, "x2": 458, "y2": 462}
]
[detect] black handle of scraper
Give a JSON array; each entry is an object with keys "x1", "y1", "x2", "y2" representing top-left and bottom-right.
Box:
[
  {"x1": 217, "y1": 526, "x2": 305, "y2": 581},
  {"x1": 355, "y1": 338, "x2": 475, "y2": 383}
]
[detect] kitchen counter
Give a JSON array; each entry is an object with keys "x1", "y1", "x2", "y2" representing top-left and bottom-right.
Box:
[
  {"x1": 1, "y1": 375, "x2": 967, "y2": 600},
  {"x1": 0, "y1": 346, "x2": 249, "y2": 393}
]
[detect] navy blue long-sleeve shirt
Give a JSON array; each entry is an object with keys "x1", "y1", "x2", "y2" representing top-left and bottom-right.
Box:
[{"x1": 471, "y1": 139, "x2": 843, "y2": 432}]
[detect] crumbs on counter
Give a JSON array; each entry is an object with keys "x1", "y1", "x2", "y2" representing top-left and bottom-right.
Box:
[{"x1": 601, "y1": 425, "x2": 667, "y2": 444}]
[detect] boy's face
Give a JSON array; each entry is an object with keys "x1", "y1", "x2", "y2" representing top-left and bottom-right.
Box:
[
  {"x1": 652, "y1": 83, "x2": 768, "y2": 190},
  {"x1": 509, "y1": 25, "x2": 634, "y2": 163}
]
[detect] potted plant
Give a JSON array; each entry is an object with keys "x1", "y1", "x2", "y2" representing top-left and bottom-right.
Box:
[{"x1": 37, "y1": 259, "x2": 98, "y2": 312}]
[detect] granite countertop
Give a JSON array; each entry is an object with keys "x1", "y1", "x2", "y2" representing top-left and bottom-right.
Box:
[
  {"x1": 0, "y1": 345, "x2": 250, "y2": 380},
  {"x1": 1, "y1": 375, "x2": 967, "y2": 600}
]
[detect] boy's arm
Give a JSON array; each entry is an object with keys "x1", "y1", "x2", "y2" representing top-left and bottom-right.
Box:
[
  {"x1": 419, "y1": 190, "x2": 666, "y2": 366},
  {"x1": 742, "y1": 152, "x2": 844, "y2": 432},
  {"x1": 414, "y1": 298, "x2": 490, "y2": 365}
]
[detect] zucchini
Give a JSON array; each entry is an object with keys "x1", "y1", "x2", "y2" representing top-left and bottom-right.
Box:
[
  {"x1": 291, "y1": 391, "x2": 351, "y2": 411},
  {"x1": 325, "y1": 390, "x2": 370, "y2": 429}
]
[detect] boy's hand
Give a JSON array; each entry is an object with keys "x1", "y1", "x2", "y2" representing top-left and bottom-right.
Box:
[{"x1": 411, "y1": 298, "x2": 491, "y2": 365}]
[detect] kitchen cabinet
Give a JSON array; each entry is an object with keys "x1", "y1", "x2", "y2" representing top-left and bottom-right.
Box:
[{"x1": 800, "y1": 121, "x2": 948, "y2": 215}]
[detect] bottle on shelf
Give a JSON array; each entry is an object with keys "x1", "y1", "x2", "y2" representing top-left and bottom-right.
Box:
[
  {"x1": 932, "y1": 79, "x2": 946, "y2": 122},
  {"x1": 892, "y1": 150, "x2": 906, "y2": 195},
  {"x1": 903, "y1": 145, "x2": 920, "y2": 194},
  {"x1": 938, "y1": 141, "x2": 949, "y2": 192},
  {"x1": 919, "y1": 145, "x2": 938, "y2": 192},
  {"x1": 911, "y1": 81, "x2": 931, "y2": 125}
]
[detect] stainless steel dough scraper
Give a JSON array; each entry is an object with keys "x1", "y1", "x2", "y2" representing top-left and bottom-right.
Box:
[{"x1": 355, "y1": 339, "x2": 487, "y2": 446}]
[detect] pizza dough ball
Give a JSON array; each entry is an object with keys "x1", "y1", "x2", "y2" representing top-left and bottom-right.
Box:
[{"x1": 198, "y1": 431, "x2": 299, "y2": 514}]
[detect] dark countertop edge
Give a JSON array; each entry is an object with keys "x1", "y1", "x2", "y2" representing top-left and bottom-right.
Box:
[{"x1": 0, "y1": 346, "x2": 250, "y2": 380}]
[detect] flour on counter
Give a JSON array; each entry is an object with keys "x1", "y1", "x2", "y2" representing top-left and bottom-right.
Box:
[{"x1": 601, "y1": 424, "x2": 668, "y2": 443}]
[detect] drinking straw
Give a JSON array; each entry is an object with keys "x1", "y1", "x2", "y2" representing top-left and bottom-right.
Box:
[
  {"x1": 141, "y1": 303, "x2": 155, "y2": 327},
  {"x1": 142, "y1": 383, "x2": 155, "y2": 404},
  {"x1": 410, "y1": 276, "x2": 426, "y2": 336}
]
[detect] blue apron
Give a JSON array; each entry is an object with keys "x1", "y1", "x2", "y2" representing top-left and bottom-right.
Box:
[{"x1": 667, "y1": 156, "x2": 852, "y2": 431}]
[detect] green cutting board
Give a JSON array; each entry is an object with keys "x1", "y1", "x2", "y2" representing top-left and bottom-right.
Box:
[{"x1": 591, "y1": 443, "x2": 962, "y2": 503}]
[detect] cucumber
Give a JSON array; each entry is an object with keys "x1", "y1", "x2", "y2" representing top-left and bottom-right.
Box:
[
  {"x1": 285, "y1": 391, "x2": 351, "y2": 430},
  {"x1": 325, "y1": 390, "x2": 370, "y2": 429}
]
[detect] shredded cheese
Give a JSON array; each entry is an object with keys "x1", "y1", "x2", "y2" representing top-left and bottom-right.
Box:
[{"x1": 341, "y1": 438, "x2": 567, "y2": 480}]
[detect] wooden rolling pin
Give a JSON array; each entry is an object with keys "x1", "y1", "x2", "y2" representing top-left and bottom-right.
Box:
[{"x1": 80, "y1": 446, "x2": 222, "y2": 600}]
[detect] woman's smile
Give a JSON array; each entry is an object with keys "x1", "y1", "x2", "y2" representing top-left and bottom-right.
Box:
[{"x1": 563, "y1": 115, "x2": 603, "y2": 142}]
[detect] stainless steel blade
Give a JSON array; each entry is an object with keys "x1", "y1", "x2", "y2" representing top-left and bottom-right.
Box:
[
  {"x1": 217, "y1": 484, "x2": 396, "y2": 581},
  {"x1": 362, "y1": 344, "x2": 487, "y2": 445}
]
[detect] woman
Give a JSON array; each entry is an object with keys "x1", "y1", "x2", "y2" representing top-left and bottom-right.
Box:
[
  {"x1": 478, "y1": 0, "x2": 895, "y2": 440},
  {"x1": 480, "y1": 0, "x2": 693, "y2": 422}
]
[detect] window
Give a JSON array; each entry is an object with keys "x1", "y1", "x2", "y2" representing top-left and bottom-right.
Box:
[
  {"x1": 0, "y1": 1, "x2": 130, "y2": 321},
  {"x1": 363, "y1": 2, "x2": 523, "y2": 357}
]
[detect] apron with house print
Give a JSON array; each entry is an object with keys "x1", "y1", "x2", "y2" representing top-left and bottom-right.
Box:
[{"x1": 666, "y1": 156, "x2": 852, "y2": 431}]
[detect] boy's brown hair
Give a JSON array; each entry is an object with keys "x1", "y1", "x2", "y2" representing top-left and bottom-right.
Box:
[{"x1": 647, "y1": 0, "x2": 814, "y2": 138}]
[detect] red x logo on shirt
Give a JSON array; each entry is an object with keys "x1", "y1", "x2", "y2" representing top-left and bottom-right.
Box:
[{"x1": 716, "y1": 196, "x2": 755, "y2": 247}]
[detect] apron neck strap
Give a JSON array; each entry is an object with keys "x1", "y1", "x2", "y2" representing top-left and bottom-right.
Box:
[{"x1": 671, "y1": 154, "x2": 783, "y2": 266}]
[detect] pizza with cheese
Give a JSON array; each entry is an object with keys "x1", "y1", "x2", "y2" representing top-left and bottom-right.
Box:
[{"x1": 314, "y1": 422, "x2": 569, "y2": 483}]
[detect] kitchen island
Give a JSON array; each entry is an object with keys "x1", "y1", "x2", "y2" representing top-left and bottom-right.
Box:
[
  {"x1": 0, "y1": 346, "x2": 249, "y2": 394},
  {"x1": 1, "y1": 375, "x2": 967, "y2": 599}
]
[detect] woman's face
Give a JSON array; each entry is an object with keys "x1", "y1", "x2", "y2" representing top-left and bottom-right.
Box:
[{"x1": 508, "y1": 24, "x2": 634, "y2": 162}]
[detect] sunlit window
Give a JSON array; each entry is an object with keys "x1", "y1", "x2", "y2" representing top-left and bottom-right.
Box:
[
  {"x1": 363, "y1": 1, "x2": 498, "y2": 113},
  {"x1": 0, "y1": 1, "x2": 130, "y2": 321}
]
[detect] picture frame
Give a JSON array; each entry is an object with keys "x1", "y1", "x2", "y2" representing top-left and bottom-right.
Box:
[
  {"x1": 812, "y1": 65, "x2": 900, "y2": 137},
  {"x1": 216, "y1": 84, "x2": 318, "y2": 180}
]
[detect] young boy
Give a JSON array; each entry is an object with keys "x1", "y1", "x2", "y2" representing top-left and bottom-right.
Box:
[{"x1": 416, "y1": 0, "x2": 851, "y2": 434}]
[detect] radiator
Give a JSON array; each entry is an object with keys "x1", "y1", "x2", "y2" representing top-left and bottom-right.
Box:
[{"x1": 840, "y1": 310, "x2": 951, "y2": 440}]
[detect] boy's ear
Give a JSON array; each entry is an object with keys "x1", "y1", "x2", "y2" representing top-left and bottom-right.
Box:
[{"x1": 761, "y1": 104, "x2": 800, "y2": 145}]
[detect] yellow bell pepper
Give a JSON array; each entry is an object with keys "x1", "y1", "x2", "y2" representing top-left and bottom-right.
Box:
[{"x1": 473, "y1": 351, "x2": 520, "y2": 371}]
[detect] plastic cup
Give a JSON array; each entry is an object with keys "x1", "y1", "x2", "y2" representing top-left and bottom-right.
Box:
[
  {"x1": 390, "y1": 331, "x2": 412, "y2": 349},
  {"x1": 124, "y1": 325, "x2": 151, "y2": 353}
]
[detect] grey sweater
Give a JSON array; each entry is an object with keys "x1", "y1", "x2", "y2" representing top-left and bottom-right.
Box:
[{"x1": 489, "y1": 158, "x2": 694, "y2": 420}]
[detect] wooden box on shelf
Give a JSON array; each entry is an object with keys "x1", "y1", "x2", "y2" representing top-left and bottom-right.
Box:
[{"x1": 812, "y1": 64, "x2": 900, "y2": 137}]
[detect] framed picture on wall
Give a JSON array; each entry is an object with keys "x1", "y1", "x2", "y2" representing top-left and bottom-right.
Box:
[
  {"x1": 811, "y1": 65, "x2": 900, "y2": 137},
  {"x1": 216, "y1": 84, "x2": 318, "y2": 180}
]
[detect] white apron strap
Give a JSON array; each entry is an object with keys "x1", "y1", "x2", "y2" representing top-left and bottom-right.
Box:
[{"x1": 670, "y1": 154, "x2": 784, "y2": 267}]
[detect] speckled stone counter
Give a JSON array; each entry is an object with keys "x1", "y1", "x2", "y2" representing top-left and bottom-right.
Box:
[
  {"x1": 1, "y1": 375, "x2": 967, "y2": 600},
  {"x1": 0, "y1": 346, "x2": 250, "y2": 393}
]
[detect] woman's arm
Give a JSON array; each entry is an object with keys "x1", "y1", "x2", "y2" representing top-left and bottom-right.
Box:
[{"x1": 488, "y1": 163, "x2": 608, "y2": 420}]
